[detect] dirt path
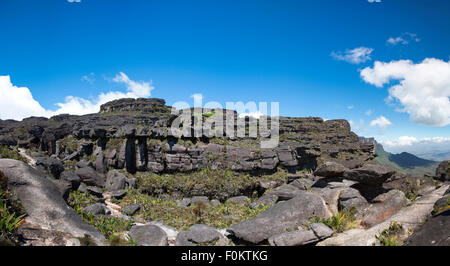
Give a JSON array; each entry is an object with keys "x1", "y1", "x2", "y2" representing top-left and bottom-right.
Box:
[
  {"x1": 317, "y1": 184, "x2": 450, "y2": 246},
  {"x1": 18, "y1": 148, "x2": 36, "y2": 167}
]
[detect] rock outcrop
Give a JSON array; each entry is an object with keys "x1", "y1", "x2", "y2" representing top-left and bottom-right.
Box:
[
  {"x1": 0, "y1": 98, "x2": 375, "y2": 176},
  {"x1": 0, "y1": 159, "x2": 106, "y2": 245}
]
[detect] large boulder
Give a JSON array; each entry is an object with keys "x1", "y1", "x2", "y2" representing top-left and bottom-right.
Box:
[
  {"x1": 268, "y1": 223, "x2": 333, "y2": 246},
  {"x1": 75, "y1": 167, "x2": 105, "y2": 187},
  {"x1": 60, "y1": 171, "x2": 81, "y2": 190},
  {"x1": 314, "y1": 162, "x2": 348, "y2": 178},
  {"x1": 105, "y1": 170, "x2": 127, "y2": 191},
  {"x1": 227, "y1": 191, "x2": 330, "y2": 244},
  {"x1": 343, "y1": 164, "x2": 395, "y2": 186},
  {"x1": 338, "y1": 187, "x2": 369, "y2": 215},
  {"x1": 128, "y1": 224, "x2": 168, "y2": 246},
  {"x1": 0, "y1": 159, "x2": 106, "y2": 245},
  {"x1": 35, "y1": 155, "x2": 65, "y2": 178},
  {"x1": 361, "y1": 189, "x2": 407, "y2": 228},
  {"x1": 407, "y1": 209, "x2": 450, "y2": 246},
  {"x1": 436, "y1": 160, "x2": 449, "y2": 181},
  {"x1": 175, "y1": 224, "x2": 222, "y2": 246}
]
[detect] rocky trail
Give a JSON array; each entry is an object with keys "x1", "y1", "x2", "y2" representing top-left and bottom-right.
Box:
[{"x1": 318, "y1": 183, "x2": 449, "y2": 246}]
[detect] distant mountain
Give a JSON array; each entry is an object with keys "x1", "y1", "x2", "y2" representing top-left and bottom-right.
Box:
[
  {"x1": 359, "y1": 137, "x2": 440, "y2": 177},
  {"x1": 415, "y1": 151, "x2": 450, "y2": 162}
]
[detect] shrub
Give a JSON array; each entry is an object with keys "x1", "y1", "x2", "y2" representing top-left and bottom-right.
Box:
[
  {"x1": 310, "y1": 207, "x2": 358, "y2": 233},
  {"x1": 0, "y1": 171, "x2": 26, "y2": 245},
  {"x1": 0, "y1": 146, "x2": 28, "y2": 163},
  {"x1": 375, "y1": 222, "x2": 404, "y2": 246},
  {"x1": 120, "y1": 188, "x2": 270, "y2": 231},
  {"x1": 136, "y1": 168, "x2": 288, "y2": 201}
]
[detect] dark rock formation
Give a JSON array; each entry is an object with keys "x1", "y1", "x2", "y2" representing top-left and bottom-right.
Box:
[
  {"x1": 0, "y1": 159, "x2": 106, "y2": 245},
  {"x1": 0, "y1": 98, "x2": 375, "y2": 176},
  {"x1": 436, "y1": 160, "x2": 449, "y2": 181},
  {"x1": 129, "y1": 224, "x2": 168, "y2": 246},
  {"x1": 227, "y1": 191, "x2": 329, "y2": 244}
]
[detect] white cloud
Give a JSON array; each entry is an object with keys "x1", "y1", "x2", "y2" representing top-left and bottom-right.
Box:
[
  {"x1": 368, "y1": 0, "x2": 381, "y2": 2},
  {"x1": 239, "y1": 111, "x2": 264, "y2": 119},
  {"x1": 365, "y1": 110, "x2": 373, "y2": 116},
  {"x1": 360, "y1": 58, "x2": 450, "y2": 127},
  {"x1": 347, "y1": 105, "x2": 355, "y2": 110},
  {"x1": 387, "y1": 33, "x2": 420, "y2": 45},
  {"x1": 0, "y1": 76, "x2": 53, "y2": 120},
  {"x1": 67, "y1": 0, "x2": 81, "y2": 2},
  {"x1": 380, "y1": 136, "x2": 450, "y2": 158},
  {"x1": 370, "y1": 116, "x2": 392, "y2": 129},
  {"x1": 0, "y1": 72, "x2": 154, "y2": 120},
  {"x1": 331, "y1": 47, "x2": 374, "y2": 64}
]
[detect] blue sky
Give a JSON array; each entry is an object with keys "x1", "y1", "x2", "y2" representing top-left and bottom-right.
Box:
[{"x1": 0, "y1": 0, "x2": 449, "y2": 154}]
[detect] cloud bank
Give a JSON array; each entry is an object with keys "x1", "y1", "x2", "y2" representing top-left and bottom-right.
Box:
[
  {"x1": 380, "y1": 136, "x2": 450, "y2": 159},
  {"x1": 360, "y1": 58, "x2": 450, "y2": 127},
  {"x1": 0, "y1": 72, "x2": 153, "y2": 121}
]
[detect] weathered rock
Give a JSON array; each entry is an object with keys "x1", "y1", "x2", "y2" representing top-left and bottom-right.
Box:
[
  {"x1": 338, "y1": 187, "x2": 369, "y2": 215},
  {"x1": 35, "y1": 155, "x2": 65, "y2": 178},
  {"x1": 227, "y1": 191, "x2": 329, "y2": 244},
  {"x1": 76, "y1": 160, "x2": 93, "y2": 169},
  {"x1": 312, "y1": 187, "x2": 343, "y2": 215},
  {"x1": 95, "y1": 151, "x2": 107, "y2": 174},
  {"x1": 175, "y1": 224, "x2": 222, "y2": 246},
  {"x1": 60, "y1": 171, "x2": 80, "y2": 190},
  {"x1": 314, "y1": 162, "x2": 348, "y2": 178},
  {"x1": 110, "y1": 189, "x2": 126, "y2": 199},
  {"x1": 432, "y1": 194, "x2": 450, "y2": 215},
  {"x1": 86, "y1": 186, "x2": 103, "y2": 197},
  {"x1": 266, "y1": 184, "x2": 302, "y2": 201},
  {"x1": 75, "y1": 167, "x2": 105, "y2": 187},
  {"x1": 250, "y1": 194, "x2": 278, "y2": 209},
  {"x1": 436, "y1": 160, "x2": 449, "y2": 181},
  {"x1": 289, "y1": 177, "x2": 314, "y2": 190},
  {"x1": 105, "y1": 170, "x2": 127, "y2": 191},
  {"x1": 343, "y1": 164, "x2": 395, "y2": 186},
  {"x1": 309, "y1": 223, "x2": 334, "y2": 239},
  {"x1": 122, "y1": 204, "x2": 140, "y2": 216},
  {"x1": 78, "y1": 184, "x2": 87, "y2": 193},
  {"x1": 0, "y1": 159, "x2": 106, "y2": 245},
  {"x1": 406, "y1": 209, "x2": 450, "y2": 246},
  {"x1": 52, "y1": 179, "x2": 72, "y2": 201},
  {"x1": 129, "y1": 224, "x2": 168, "y2": 246},
  {"x1": 83, "y1": 203, "x2": 107, "y2": 215},
  {"x1": 226, "y1": 196, "x2": 250, "y2": 205},
  {"x1": 361, "y1": 189, "x2": 407, "y2": 228},
  {"x1": 268, "y1": 229, "x2": 317, "y2": 246}
]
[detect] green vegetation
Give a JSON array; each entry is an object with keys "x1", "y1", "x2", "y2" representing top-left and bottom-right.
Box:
[
  {"x1": 106, "y1": 138, "x2": 125, "y2": 151},
  {"x1": 310, "y1": 207, "x2": 358, "y2": 233},
  {"x1": 67, "y1": 190, "x2": 133, "y2": 242},
  {"x1": 375, "y1": 222, "x2": 404, "y2": 246},
  {"x1": 0, "y1": 171, "x2": 26, "y2": 246},
  {"x1": 120, "y1": 188, "x2": 271, "y2": 231},
  {"x1": 58, "y1": 135, "x2": 79, "y2": 154},
  {"x1": 135, "y1": 168, "x2": 288, "y2": 201},
  {"x1": 0, "y1": 146, "x2": 28, "y2": 163}
]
